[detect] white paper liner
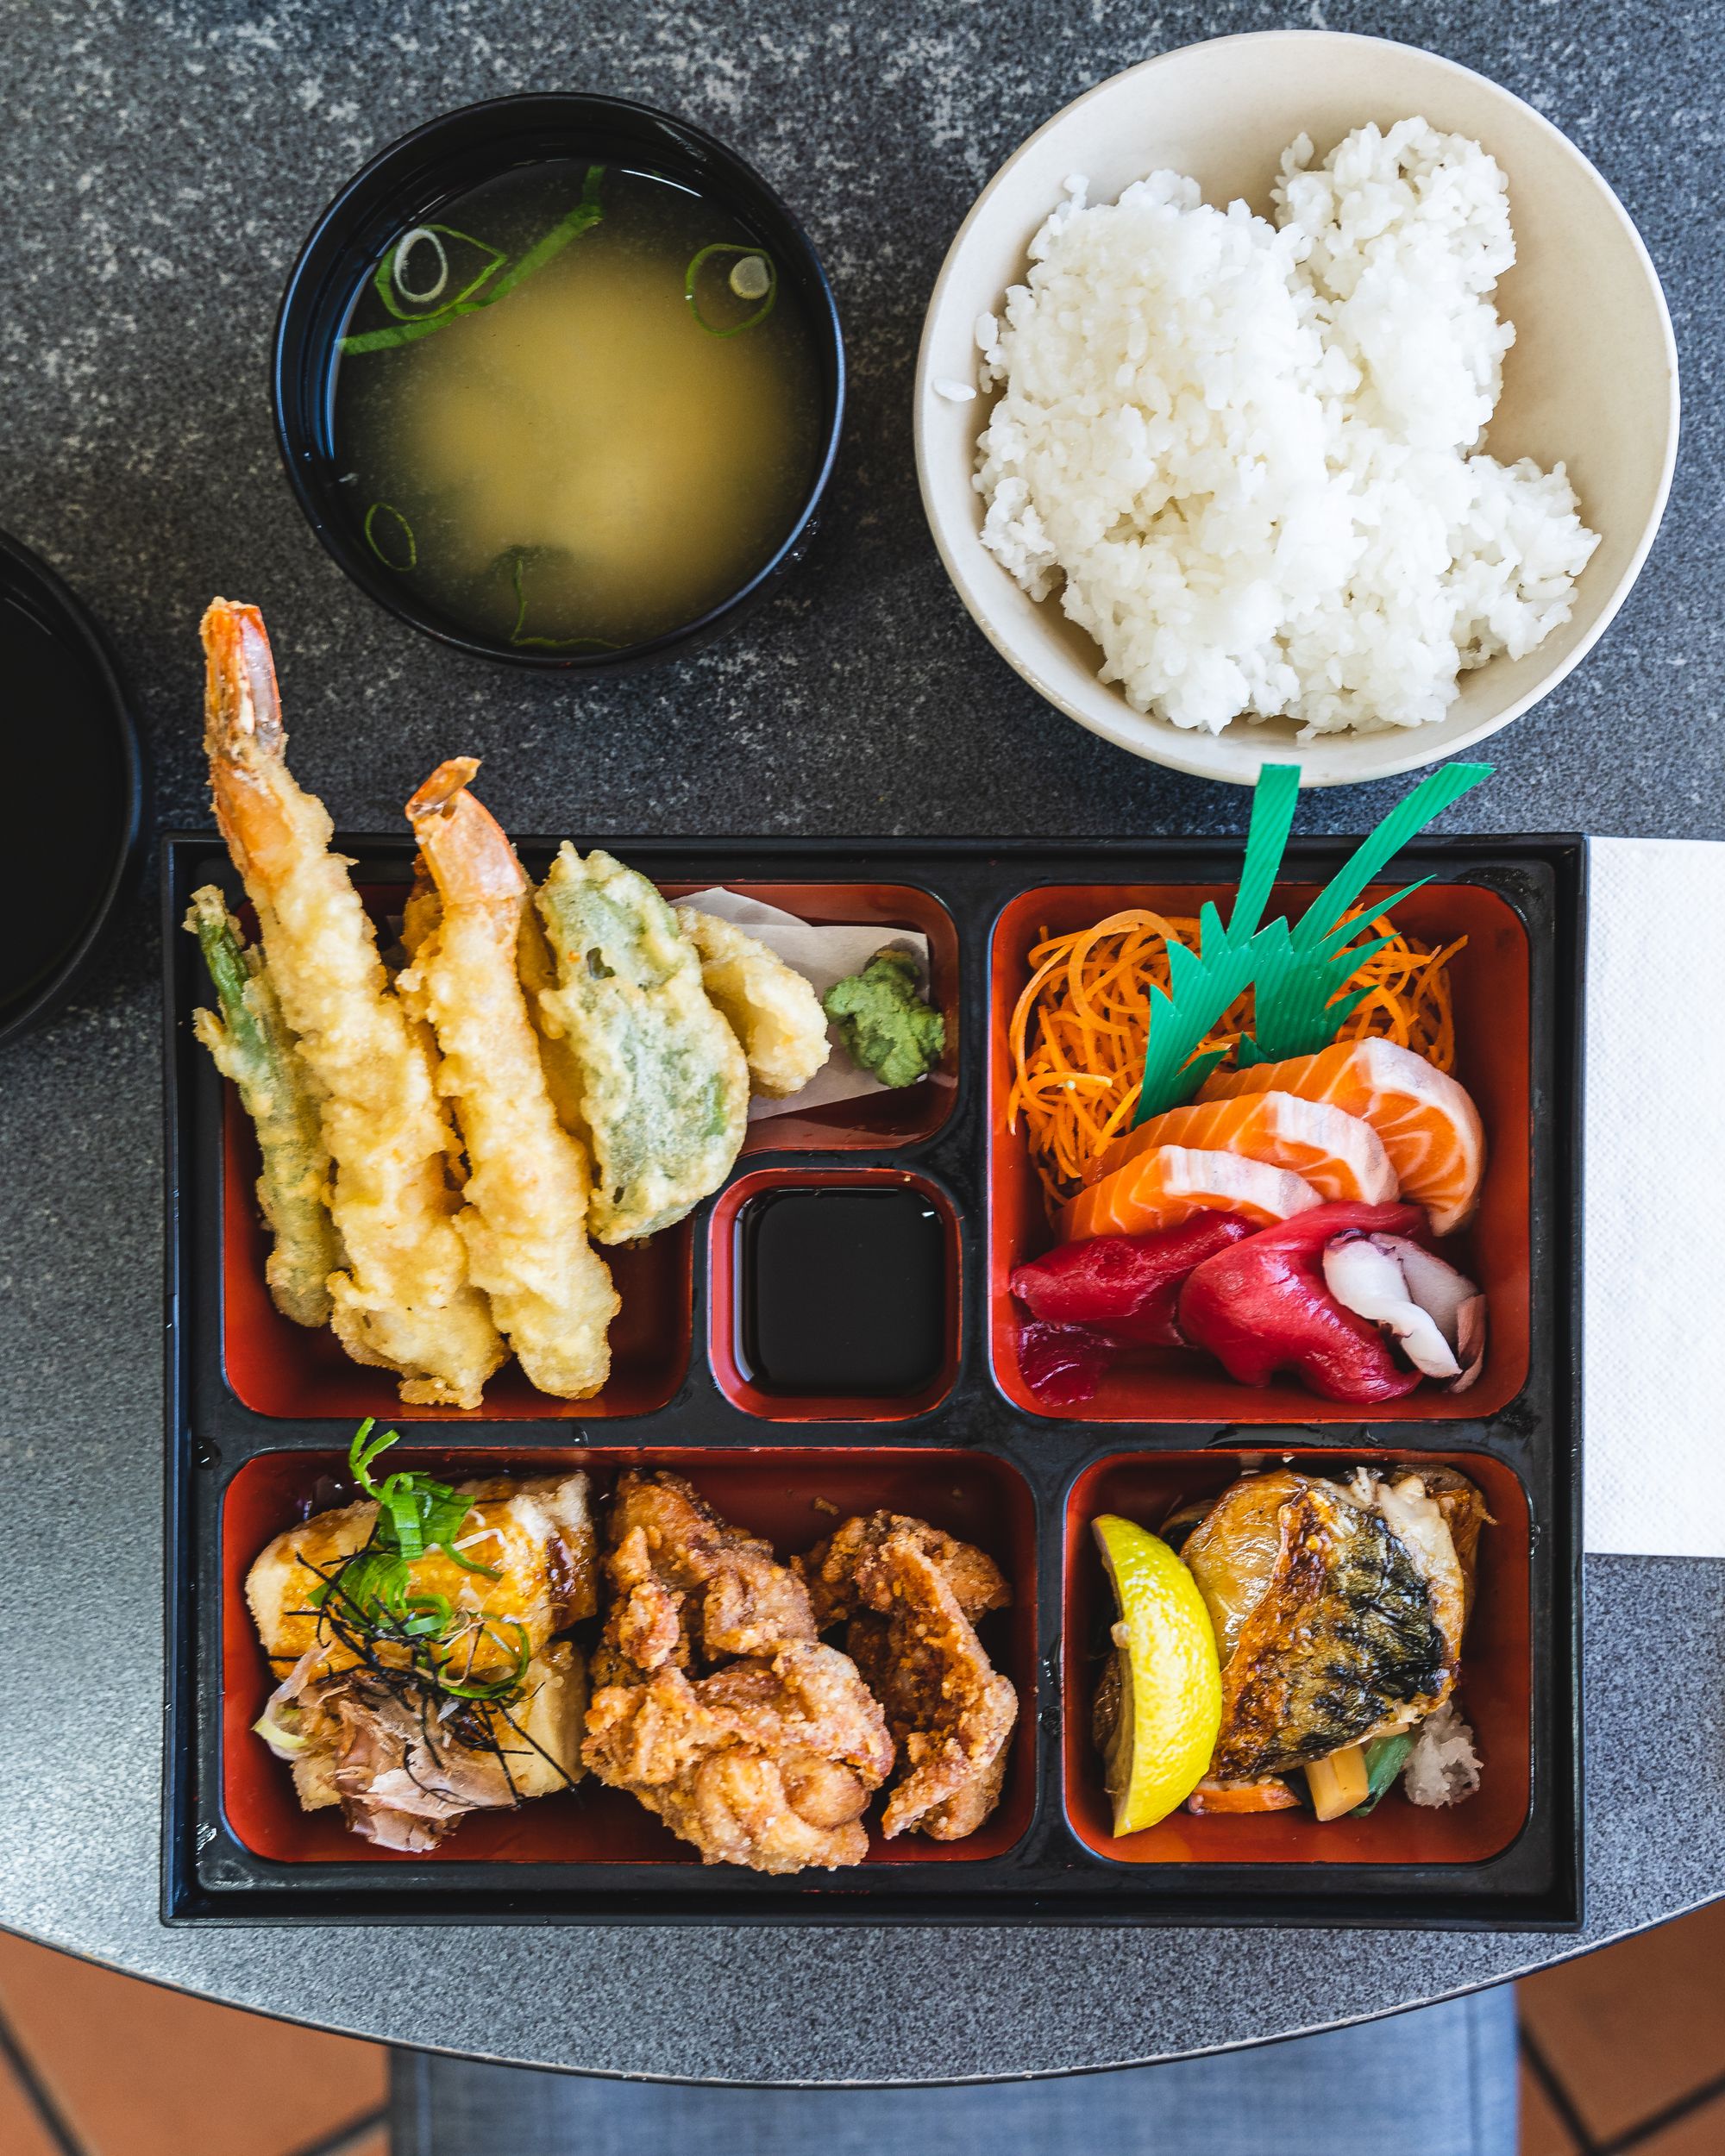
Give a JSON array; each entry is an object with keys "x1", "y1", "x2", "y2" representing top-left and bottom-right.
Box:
[{"x1": 1583, "y1": 838, "x2": 1725, "y2": 1557}]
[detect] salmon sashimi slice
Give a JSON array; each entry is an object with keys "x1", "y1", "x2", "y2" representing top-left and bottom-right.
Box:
[
  {"x1": 1084, "y1": 1090, "x2": 1398, "y2": 1206},
  {"x1": 1058, "y1": 1146, "x2": 1322, "y2": 1245},
  {"x1": 1200, "y1": 1038, "x2": 1484, "y2": 1234}
]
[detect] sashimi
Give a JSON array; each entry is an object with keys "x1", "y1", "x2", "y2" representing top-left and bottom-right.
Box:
[
  {"x1": 1058, "y1": 1146, "x2": 1321, "y2": 1245},
  {"x1": 1085, "y1": 1090, "x2": 1397, "y2": 1206},
  {"x1": 1177, "y1": 1201, "x2": 1428, "y2": 1403},
  {"x1": 1201, "y1": 1039, "x2": 1484, "y2": 1234},
  {"x1": 1013, "y1": 1214, "x2": 1254, "y2": 1346}
]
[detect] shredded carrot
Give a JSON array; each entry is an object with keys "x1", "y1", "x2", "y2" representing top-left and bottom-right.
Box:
[{"x1": 1007, "y1": 909, "x2": 1464, "y2": 1213}]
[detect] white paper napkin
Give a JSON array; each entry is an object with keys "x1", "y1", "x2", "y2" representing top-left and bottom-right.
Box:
[
  {"x1": 676, "y1": 887, "x2": 932, "y2": 1123},
  {"x1": 1584, "y1": 837, "x2": 1725, "y2": 1557}
]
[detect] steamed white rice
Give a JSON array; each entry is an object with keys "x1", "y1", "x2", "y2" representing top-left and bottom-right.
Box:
[{"x1": 973, "y1": 119, "x2": 1599, "y2": 737}]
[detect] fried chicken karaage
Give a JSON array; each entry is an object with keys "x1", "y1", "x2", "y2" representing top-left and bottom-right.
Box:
[
  {"x1": 581, "y1": 1472, "x2": 894, "y2": 1873},
  {"x1": 800, "y1": 1512, "x2": 1018, "y2": 1841}
]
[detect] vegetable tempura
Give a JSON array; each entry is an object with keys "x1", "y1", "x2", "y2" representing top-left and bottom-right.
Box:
[
  {"x1": 184, "y1": 885, "x2": 340, "y2": 1328},
  {"x1": 674, "y1": 905, "x2": 831, "y2": 1099},
  {"x1": 534, "y1": 845, "x2": 749, "y2": 1241}
]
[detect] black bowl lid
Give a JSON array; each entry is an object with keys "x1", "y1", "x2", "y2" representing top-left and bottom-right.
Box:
[{"x1": 0, "y1": 532, "x2": 142, "y2": 1050}]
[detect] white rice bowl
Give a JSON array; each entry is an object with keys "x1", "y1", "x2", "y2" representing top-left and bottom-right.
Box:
[{"x1": 974, "y1": 119, "x2": 1600, "y2": 738}]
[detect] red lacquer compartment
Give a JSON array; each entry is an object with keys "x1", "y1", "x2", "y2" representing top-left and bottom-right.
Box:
[
  {"x1": 1063, "y1": 1449, "x2": 1532, "y2": 1866},
  {"x1": 217, "y1": 880, "x2": 956, "y2": 1421},
  {"x1": 666, "y1": 881, "x2": 957, "y2": 1155},
  {"x1": 989, "y1": 881, "x2": 1532, "y2": 1423},
  {"x1": 709, "y1": 1167, "x2": 961, "y2": 1421},
  {"x1": 221, "y1": 1445, "x2": 1036, "y2": 1866}
]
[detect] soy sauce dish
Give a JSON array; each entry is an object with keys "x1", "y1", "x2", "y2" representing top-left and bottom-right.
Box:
[
  {"x1": 274, "y1": 94, "x2": 844, "y2": 670},
  {"x1": 0, "y1": 533, "x2": 140, "y2": 1051}
]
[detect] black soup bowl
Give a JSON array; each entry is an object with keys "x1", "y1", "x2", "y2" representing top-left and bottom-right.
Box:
[
  {"x1": 0, "y1": 531, "x2": 141, "y2": 1053},
  {"x1": 273, "y1": 93, "x2": 844, "y2": 673}
]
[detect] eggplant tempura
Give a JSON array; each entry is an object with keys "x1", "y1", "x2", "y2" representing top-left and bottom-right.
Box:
[
  {"x1": 401, "y1": 759, "x2": 620, "y2": 1400},
  {"x1": 199, "y1": 598, "x2": 505, "y2": 1407}
]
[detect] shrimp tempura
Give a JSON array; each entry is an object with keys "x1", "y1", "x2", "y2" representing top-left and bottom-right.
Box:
[
  {"x1": 403, "y1": 760, "x2": 620, "y2": 1399},
  {"x1": 201, "y1": 599, "x2": 505, "y2": 1408}
]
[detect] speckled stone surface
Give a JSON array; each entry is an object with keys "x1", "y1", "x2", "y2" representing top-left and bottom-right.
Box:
[{"x1": 0, "y1": 0, "x2": 1720, "y2": 2086}]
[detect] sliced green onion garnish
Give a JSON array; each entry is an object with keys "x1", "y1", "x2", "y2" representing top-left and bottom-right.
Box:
[
  {"x1": 363, "y1": 502, "x2": 417, "y2": 572},
  {"x1": 432, "y1": 1620, "x2": 532, "y2": 1701},
  {"x1": 370, "y1": 223, "x2": 505, "y2": 325},
  {"x1": 482, "y1": 163, "x2": 605, "y2": 310},
  {"x1": 288, "y1": 1423, "x2": 530, "y2": 1714},
  {"x1": 392, "y1": 228, "x2": 449, "y2": 305},
  {"x1": 684, "y1": 241, "x2": 778, "y2": 336},
  {"x1": 342, "y1": 170, "x2": 605, "y2": 354}
]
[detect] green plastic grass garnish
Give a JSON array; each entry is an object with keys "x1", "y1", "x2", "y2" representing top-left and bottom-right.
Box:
[
  {"x1": 1129, "y1": 758, "x2": 1492, "y2": 1118},
  {"x1": 363, "y1": 501, "x2": 417, "y2": 572},
  {"x1": 1129, "y1": 763, "x2": 1302, "y2": 1123},
  {"x1": 1237, "y1": 761, "x2": 1491, "y2": 1065},
  {"x1": 685, "y1": 241, "x2": 778, "y2": 336},
  {"x1": 340, "y1": 166, "x2": 605, "y2": 355}
]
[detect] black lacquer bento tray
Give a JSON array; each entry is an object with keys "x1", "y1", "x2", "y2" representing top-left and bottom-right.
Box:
[{"x1": 160, "y1": 832, "x2": 1584, "y2": 1927}]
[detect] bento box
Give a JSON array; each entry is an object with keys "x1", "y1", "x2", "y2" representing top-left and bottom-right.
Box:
[{"x1": 160, "y1": 832, "x2": 1583, "y2": 1927}]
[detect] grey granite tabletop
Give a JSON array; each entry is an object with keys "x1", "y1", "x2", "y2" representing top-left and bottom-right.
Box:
[{"x1": 0, "y1": 0, "x2": 1720, "y2": 2088}]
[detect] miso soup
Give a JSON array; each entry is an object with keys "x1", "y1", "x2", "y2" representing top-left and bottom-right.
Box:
[{"x1": 330, "y1": 159, "x2": 824, "y2": 653}]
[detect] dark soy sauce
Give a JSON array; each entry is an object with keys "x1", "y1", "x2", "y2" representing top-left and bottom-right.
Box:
[
  {"x1": 0, "y1": 592, "x2": 127, "y2": 1022},
  {"x1": 737, "y1": 1188, "x2": 947, "y2": 1397}
]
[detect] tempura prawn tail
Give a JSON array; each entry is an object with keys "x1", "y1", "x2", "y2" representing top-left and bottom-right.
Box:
[
  {"x1": 185, "y1": 886, "x2": 341, "y2": 1328},
  {"x1": 405, "y1": 760, "x2": 619, "y2": 1401},
  {"x1": 201, "y1": 599, "x2": 505, "y2": 1409}
]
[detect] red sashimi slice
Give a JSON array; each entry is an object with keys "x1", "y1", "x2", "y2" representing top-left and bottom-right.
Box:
[
  {"x1": 1177, "y1": 1200, "x2": 1428, "y2": 1403},
  {"x1": 1012, "y1": 1213, "x2": 1255, "y2": 1348},
  {"x1": 1083, "y1": 1089, "x2": 1398, "y2": 1206},
  {"x1": 1200, "y1": 1038, "x2": 1484, "y2": 1235},
  {"x1": 1058, "y1": 1146, "x2": 1321, "y2": 1246},
  {"x1": 1013, "y1": 1319, "x2": 1118, "y2": 1407}
]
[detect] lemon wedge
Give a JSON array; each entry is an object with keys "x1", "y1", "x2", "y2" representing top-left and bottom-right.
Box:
[{"x1": 1091, "y1": 1514, "x2": 1222, "y2": 1834}]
